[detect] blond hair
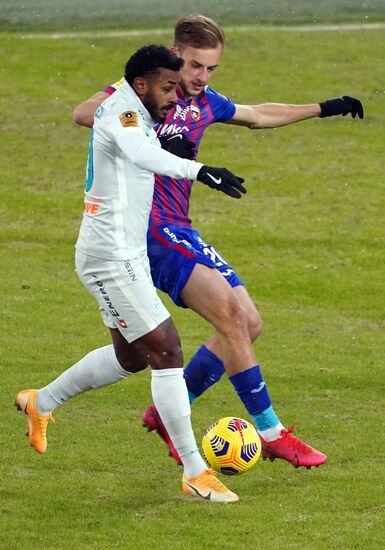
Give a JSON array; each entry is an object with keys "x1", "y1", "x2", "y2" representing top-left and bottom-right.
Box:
[{"x1": 174, "y1": 15, "x2": 225, "y2": 49}]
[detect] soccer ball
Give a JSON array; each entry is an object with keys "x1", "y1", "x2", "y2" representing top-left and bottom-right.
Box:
[{"x1": 202, "y1": 417, "x2": 261, "y2": 475}]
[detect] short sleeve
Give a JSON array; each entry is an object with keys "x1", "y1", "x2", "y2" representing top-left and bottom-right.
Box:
[{"x1": 205, "y1": 86, "x2": 236, "y2": 122}]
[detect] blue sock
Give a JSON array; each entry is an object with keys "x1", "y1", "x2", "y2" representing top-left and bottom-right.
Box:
[
  {"x1": 229, "y1": 365, "x2": 281, "y2": 432},
  {"x1": 252, "y1": 405, "x2": 280, "y2": 432},
  {"x1": 184, "y1": 345, "x2": 225, "y2": 404}
]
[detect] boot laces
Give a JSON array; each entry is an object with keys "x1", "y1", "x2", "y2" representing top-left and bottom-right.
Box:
[
  {"x1": 282, "y1": 425, "x2": 312, "y2": 454},
  {"x1": 201, "y1": 469, "x2": 227, "y2": 491},
  {"x1": 37, "y1": 412, "x2": 53, "y2": 437}
]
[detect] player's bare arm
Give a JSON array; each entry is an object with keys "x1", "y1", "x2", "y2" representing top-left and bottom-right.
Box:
[
  {"x1": 73, "y1": 91, "x2": 109, "y2": 128},
  {"x1": 230, "y1": 95, "x2": 364, "y2": 129},
  {"x1": 229, "y1": 102, "x2": 321, "y2": 129}
]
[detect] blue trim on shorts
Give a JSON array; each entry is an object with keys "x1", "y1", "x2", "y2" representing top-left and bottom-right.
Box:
[{"x1": 147, "y1": 224, "x2": 244, "y2": 308}]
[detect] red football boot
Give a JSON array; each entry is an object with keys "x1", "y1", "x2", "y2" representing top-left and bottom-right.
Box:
[
  {"x1": 142, "y1": 404, "x2": 182, "y2": 465},
  {"x1": 260, "y1": 425, "x2": 327, "y2": 469}
]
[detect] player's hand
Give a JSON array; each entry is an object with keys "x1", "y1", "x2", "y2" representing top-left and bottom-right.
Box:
[
  {"x1": 197, "y1": 166, "x2": 247, "y2": 199},
  {"x1": 319, "y1": 96, "x2": 364, "y2": 119},
  {"x1": 159, "y1": 133, "x2": 195, "y2": 159}
]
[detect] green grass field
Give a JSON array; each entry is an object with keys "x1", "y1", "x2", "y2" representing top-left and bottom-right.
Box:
[{"x1": 1, "y1": 3, "x2": 385, "y2": 549}]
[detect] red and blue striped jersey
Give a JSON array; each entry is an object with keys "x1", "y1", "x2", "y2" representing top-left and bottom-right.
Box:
[{"x1": 103, "y1": 81, "x2": 236, "y2": 227}]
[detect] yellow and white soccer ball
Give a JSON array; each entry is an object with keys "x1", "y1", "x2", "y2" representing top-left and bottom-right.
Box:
[{"x1": 202, "y1": 417, "x2": 261, "y2": 475}]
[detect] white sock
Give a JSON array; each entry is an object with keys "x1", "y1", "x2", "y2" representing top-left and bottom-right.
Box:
[
  {"x1": 258, "y1": 423, "x2": 285, "y2": 442},
  {"x1": 151, "y1": 368, "x2": 207, "y2": 478},
  {"x1": 36, "y1": 345, "x2": 131, "y2": 414}
]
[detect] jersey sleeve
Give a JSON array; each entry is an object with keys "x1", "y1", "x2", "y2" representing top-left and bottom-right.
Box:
[
  {"x1": 205, "y1": 86, "x2": 236, "y2": 123},
  {"x1": 103, "y1": 77, "x2": 125, "y2": 96},
  {"x1": 108, "y1": 112, "x2": 203, "y2": 181}
]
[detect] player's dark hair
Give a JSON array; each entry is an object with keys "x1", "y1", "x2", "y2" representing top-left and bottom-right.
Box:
[
  {"x1": 174, "y1": 15, "x2": 225, "y2": 49},
  {"x1": 124, "y1": 45, "x2": 184, "y2": 85}
]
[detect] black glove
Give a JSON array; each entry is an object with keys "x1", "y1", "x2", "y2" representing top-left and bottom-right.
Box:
[
  {"x1": 159, "y1": 133, "x2": 195, "y2": 159},
  {"x1": 197, "y1": 166, "x2": 246, "y2": 199},
  {"x1": 319, "y1": 96, "x2": 364, "y2": 119}
]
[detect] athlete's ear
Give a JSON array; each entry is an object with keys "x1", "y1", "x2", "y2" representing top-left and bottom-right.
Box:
[
  {"x1": 170, "y1": 44, "x2": 180, "y2": 56},
  {"x1": 133, "y1": 76, "x2": 148, "y2": 98}
]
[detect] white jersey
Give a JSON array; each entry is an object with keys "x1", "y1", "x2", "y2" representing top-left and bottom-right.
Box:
[{"x1": 76, "y1": 81, "x2": 202, "y2": 260}]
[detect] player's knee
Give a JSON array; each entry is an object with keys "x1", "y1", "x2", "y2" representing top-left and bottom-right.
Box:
[
  {"x1": 220, "y1": 297, "x2": 249, "y2": 335},
  {"x1": 152, "y1": 344, "x2": 184, "y2": 370},
  {"x1": 156, "y1": 320, "x2": 183, "y2": 367},
  {"x1": 249, "y1": 312, "x2": 263, "y2": 342}
]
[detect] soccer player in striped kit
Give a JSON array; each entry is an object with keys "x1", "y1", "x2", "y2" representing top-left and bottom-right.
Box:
[{"x1": 73, "y1": 15, "x2": 363, "y2": 469}]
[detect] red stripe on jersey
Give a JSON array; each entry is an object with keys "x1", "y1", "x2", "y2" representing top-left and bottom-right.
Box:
[{"x1": 149, "y1": 226, "x2": 197, "y2": 258}]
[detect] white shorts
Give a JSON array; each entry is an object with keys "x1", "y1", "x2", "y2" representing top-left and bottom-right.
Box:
[{"x1": 75, "y1": 250, "x2": 170, "y2": 343}]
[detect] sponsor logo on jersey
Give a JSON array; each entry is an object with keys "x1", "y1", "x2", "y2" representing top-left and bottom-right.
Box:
[
  {"x1": 163, "y1": 227, "x2": 192, "y2": 248},
  {"x1": 119, "y1": 111, "x2": 139, "y2": 128},
  {"x1": 158, "y1": 123, "x2": 189, "y2": 135},
  {"x1": 190, "y1": 103, "x2": 201, "y2": 121},
  {"x1": 84, "y1": 197, "x2": 103, "y2": 215},
  {"x1": 124, "y1": 260, "x2": 137, "y2": 282},
  {"x1": 93, "y1": 276, "x2": 127, "y2": 328},
  {"x1": 173, "y1": 104, "x2": 190, "y2": 121}
]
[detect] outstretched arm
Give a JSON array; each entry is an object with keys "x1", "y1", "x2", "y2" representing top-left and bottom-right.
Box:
[
  {"x1": 230, "y1": 103, "x2": 320, "y2": 128},
  {"x1": 229, "y1": 96, "x2": 364, "y2": 129},
  {"x1": 73, "y1": 91, "x2": 109, "y2": 128}
]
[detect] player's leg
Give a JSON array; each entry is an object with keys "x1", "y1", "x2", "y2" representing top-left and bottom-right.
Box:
[
  {"x1": 185, "y1": 284, "x2": 262, "y2": 404},
  {"x1": 16, "y1": 250, "x2": 238, "y2": 500},
  {"x1": 149, "y1": 265, "x2": 326, "y2": 468},
  {"x1": 145, "y1": 229, "x2": 327, "y2": 468},
  {"x1": 206, "y1": 284, "x2": 263, "y2": 352},
  {"x1": 180, "y1": 264, "x2": 284, "y2": 433},
  {"x1": 147, "y1": 262, "x2": 284, "y2": 443},
  {"x1": 147, "y1": 226, "x2": 263, "y2": 400},
  {"x1": 146, "y1": 227, "x2": 280, "y2": 437},
  {"x1": 15, "y1": 339, "x2": 143, "y2": 454},
  {"x1": 35, "y1": 335, "x2": 145, "y2": 412},
  {"x1": 15, "y1": 252, "x2": 150, "y2": 453},
  {"x1": 182, "y1": 268, "x2": 327, "y2": 468},
  {"x1": 180, "y1": 266, "x2": 327, "y2": 467},
  {"x1": 181, "y1": 264, "x2": 256, "y2": 373},
  {"x1": 116, "y1": 289, "x2": 237, "y2": 501}
]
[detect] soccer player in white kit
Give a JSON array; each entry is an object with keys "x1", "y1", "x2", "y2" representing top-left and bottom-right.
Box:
[{"x1": 15, "y1": 45, "x2": 246, "y2": 503}]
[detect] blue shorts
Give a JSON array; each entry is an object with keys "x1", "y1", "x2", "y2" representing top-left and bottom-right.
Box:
[{"x1": 147, "y1": 224, "x2": 244, "y2": 308}]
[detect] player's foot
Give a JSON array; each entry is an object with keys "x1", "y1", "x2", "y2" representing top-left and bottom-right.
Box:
[
  {"x1": 15, "y1": 389, "x2": 53, "y2": 454},
  {"x1": 142, "y1": 404, "x2": 182, "y2": 465},
  {"x1": 260, "y1": 425, "x2": 327, "y2": 469},
  {"x1": 182, "y1": 469, "x2": 239, "y2": 503}
]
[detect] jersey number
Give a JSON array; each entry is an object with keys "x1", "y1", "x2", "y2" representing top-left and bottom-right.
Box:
[{"x1": 202, "y1": 245, "x2": 226, "y2": 267}]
